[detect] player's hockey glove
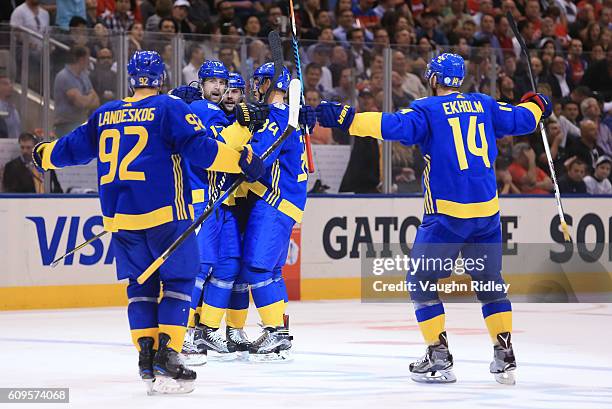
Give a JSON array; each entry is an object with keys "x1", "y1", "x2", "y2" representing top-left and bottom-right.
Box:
[
  {"x1": 520, "y1": 91, "x2": 552, "y2": 119},
  {"x1": 169, "y1": 85, "x2": 202, "y2": 104},
  {"x1": 315, "y1": 101, "x2": 355, "y2": 132},
  {"x1": 236, "y1": 102, "x2": 270, "y2": 133},
  {"x1": 32, "y1": 141, "x2": 49, "y2": 173},
  {"x1": 299, "y1": 105, "x2": 316, "y2": 130},
  {"x1": 238, "y1": 145, "x2": 265, "y2": 182}
]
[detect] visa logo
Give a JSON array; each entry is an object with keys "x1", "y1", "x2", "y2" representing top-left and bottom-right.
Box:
[{"x1": 27, "y1": 216, "x2": 115, "y2": 266}]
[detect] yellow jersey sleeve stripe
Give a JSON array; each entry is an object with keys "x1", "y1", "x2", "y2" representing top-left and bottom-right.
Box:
[
  {"x1": 219, "y1": 123, "x2": 252, "y2": 149},
  {"x1": 40, "y1": 140, "x2": 59, "y2": 170},
  {"x1": 435, "y1": 194, "x2": 499, "y2": 219},
  {"x1": 517, "y1": 101, "x2": 542, "y2": 127},
  {"x1": 103, "y1": 206, "x2": 175, "y2": 232},
  {"x1": 348, "y1": 112, "x2": 383, "y2": 139},
  {"x1": 209, "y1": 141, "x2": 242, "y2": 173},
  {"x1": 499, "y1": 106, "x2": 513, "y2": 112}
]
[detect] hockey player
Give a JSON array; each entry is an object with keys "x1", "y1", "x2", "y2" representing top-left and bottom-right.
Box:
[
  {"x1": 239, "y1": 62, "x2": 310, "y2": 361},
  {"x1": 315, "y1": 53, "x2": 552, "y2": 384},
  {"x1": 31, "y1": 51, "x2": 265, "y2": 394}
]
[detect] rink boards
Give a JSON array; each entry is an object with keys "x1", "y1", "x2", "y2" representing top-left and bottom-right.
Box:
[{"x1": 0, "y1": 195, "x2": 611, "y2": 309}]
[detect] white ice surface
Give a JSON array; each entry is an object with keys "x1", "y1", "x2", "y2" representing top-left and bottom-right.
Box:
[{"x1": 0, "y1": 301, "x2": 611, "y2": 409}]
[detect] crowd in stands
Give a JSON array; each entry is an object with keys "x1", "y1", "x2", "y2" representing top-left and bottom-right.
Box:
[{"x1": 0, "y1": 0, "x2": 610, "y2": 195}]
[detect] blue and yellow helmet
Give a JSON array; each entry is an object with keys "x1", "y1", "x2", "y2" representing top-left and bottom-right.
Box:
[
  {"x1": 424, "y1": 53, "x2": 465, "y2": 88},
  {"x1": 228, "y1": 72, "x2": 245, "y2": 90},
  {"x1": 127, "y1": 51, "x2": 165, "y2": 88},
  {"x1": 198, "y1": 60, "x2": 230, "y2": 82},
  {"x1": 253, "y1": 62, "x2": 291, "y2": 91}
]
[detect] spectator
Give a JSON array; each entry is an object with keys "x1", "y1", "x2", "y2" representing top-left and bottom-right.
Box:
[
  {"x1": 183, "y1": 44, "x2": 204, "y2": 85},
  {"x1": 533, "y1": 119, "x2": 568, "y2": 176},
  {"x1": 555, "y1": 0, "x2": 578, "y2": 25},
  {"x1": 512, "y1": 20, "x2": 536, "y2": 58},
  {"x1": 145, "y1": 0, "x2": 172, "y2": 32},
  {"x1": 10, "y1": 0, "x2": 50, "y2": 40},
  {"x1": 558, "y1": 158, "x2": 588, "y2": 193},
  {"x1": 525, "y1": 0, "x2": 543, "y2": 39},
  {"x1": 565, "y1": 119, "x2": 605, "y2": 173},
  {"x1": 584, "y1": 156, "x2": 612, "y2": 194},
  {"x1": 171, "y1": 0, "x2": 193, "y2": 34},
  {"x1": 51, "y1": 16, "x2": 89, "y2": 75},
  {"x1": 140, "y1": 0, "x2": 156, "y2": 23},
  {"x1": 475, "y1": 14, "x2": 503, "y2": 63},
  {"x1": 315, "y1": 10, "x2": 333, "y2": 31},
  {"x1": 353, "y1": 0, "x2": 379, "y2": 30},
  {"x1": 392, "y1": 51, "x2": 427, "y2": 100},
  {"x1": 417, "y1": 10, "x2": 448, "y2": 46},
  {"x1": 582, "y1": 50, "x2": 612, "y2": 100},
  {"x1": 557, "y1": 100, "x2": 581, "y2": 140},
  {"x1": 373, "y1": 0, "x2": 395, "y2": 19},
  {"x1": 472, "y1": 0, "x2": 493, "y2": 27},
  {"x1": 461, "y1": 19, "x2": 477, "y2": 46},
  {"x1": 216, "y1": 1, "x2": 240, "y2": 28},
  {"x1": 508, "y1": 142, "x2": 553, "y2": 194},
  {"x1": 299, "y1": 0, "x2": 321, "y2": 40},
  {"x1": 391, "y1": 71, "x2": 414, "y2": 110},
  {"x1": 347, "y1": 28, "x2": 372, "y2": 78},
  {"x1": 329, "y1": 46, "x2": 350, "y2": 86},
  {"x1": 53, "y1": 45, "x2": 100, "y2": 137},
  {"x1": 339, "y1": 89, "x2": 381, "y2": 193},
  {"x1": 392, "y1": 143, "x2": 424, "y2": 193},
  {"x1": 56, "y1": 0, "x2": 87, "y2": 31},
  {"x1": 91, "y1": 47, "x2": 117, "y2": 105},
  {"x1": 261, "y1": 3, "x2": 283, "y2": 37},
  {"x1": 539, "y1": 16, "x2": 563, "y2": 52},
  {"x1": 327, "y1": 66, "x2": 356, "y2": 106},
  {"x1": 495, "y1": 15, "x2": 514, "y2": 53},
  {"x1": 128, "y1": 22, "x2": 144, "y2": 55},
  {"x1": 90, "y1": 23, "x2": 112, "y2": 59},
  {"x1": 218, "y1": 46, "x2": 239, "y2": 73},
  {"x1": 581, "y1": 97, "x2": 612, "y2": 157},
  {"x1": 2, "y1": 133, "x2": 62, "y2": 193},
  {"x1": 496, "y1": 158, "x2": 521, "y2": 194},
  {"x1": 222, "y1": 0, "x2": 262, "y2": 22},
  {"x1": 304, "y1": 89, "x2": 333, "y2": 145},
  {"x1": 245, "y1": 40, "x2": 267, "y2": 73},
  {"x1": 0, "y1": 74, "x2": 22, "y2": 139},
  {"x1": 547, "y1": 55, "x2": 574, "y2": 99},
  {"x1": 372, "y1": 27, "x2": 390, "y2": 55},
  {"x1": 309, "y1": 45, "x2": 333, "y2": 92},
  {"x1": 187, "y1": 0, "x2": 212, "y2": 33},
  {"x1": 304, "y1": 63, "x2": 325, "y2": 94},
  {"x1": 243, "y1": 15, "x2": 261, "y2": 39},
  {"x1": 85, "y1": 0, "x2": 99, "y2": 27},
  {"x1": 441, "y1": 0, "x2": 471, "y2": 34},
  {"x1": 100, "y1": 0, "x2": 135, "y2": 33},
  {"x1": 333, "y1": 9, "x2": 357, "y2": 48},
  {"x1": 567, "y1": 38, "x2": 588, "y2": 85},
  {"x1": 498, "y1": 76, "x2": 517, "y2": 104}
]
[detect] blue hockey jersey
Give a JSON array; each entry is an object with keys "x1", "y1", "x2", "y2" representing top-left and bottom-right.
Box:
[
  {"x1": 36, "y1": 93, "x2": 244, "y2": 232},
  {"x1": 348, "y1": 92, "x2": 542, "y2": 219}
]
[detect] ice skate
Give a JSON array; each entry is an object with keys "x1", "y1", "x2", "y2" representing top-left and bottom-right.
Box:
[
  {"x1": 409, "y1": 332, "x2": 456, "y2": 383},
  {"x1": 137, "y1": 337, "x2": 156, "y2": 394},
  {"x1": 227, "y1": 326, "x2": 251, "y2": 359},
  {"x1": 249, "y1": 326, "x2": 293, "y2": 362},
  {"x1": 194, "y1": 325, "x2": 236, "y2": 361},
  {"x1": 150, "y1": 333, "x2": 197, "y2": 395},
  {"x1": 490, "y1": 332, "x2": 517, "y2": 385},
  {"x1": 181, "y1": 327, "x2": 207, "y2": 366}
]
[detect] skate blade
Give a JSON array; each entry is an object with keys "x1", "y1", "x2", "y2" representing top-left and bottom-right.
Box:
[
  {"x1": 494, "y1": 369, "x2": 516, "y2": 385},
  {"x1": 207, "y1": 351, "x2": 238, "y2": 362},
  {"x1": 149, "y1": 377, "x2": 195, "y2": 395},
  {"x1": 249, "y1": 350, "x2": 293, "y2": 363},
  {"x1": 183, "y1": 353, "x2": 207, "y2": 366},
  {"x1": 411, "y1": 369, "x2": 457, "y2": 384}
]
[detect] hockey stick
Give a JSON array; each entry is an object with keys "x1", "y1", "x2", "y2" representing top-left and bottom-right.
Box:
[
  {"x1": 137, "y1": 79, "x2": 302, "y2": 284},
  {"x1": 288, "y1": 0, "x2": 315, "y2": 173},
  {"x1": 506, "y1": 12, "x2": 571, "y2": 242},
  {"x1": 50, "y1": 230, "x2": 108, "y2": 268},
  {"x1": 263, "y1": 30, "x2": 284, "y2": 103}
]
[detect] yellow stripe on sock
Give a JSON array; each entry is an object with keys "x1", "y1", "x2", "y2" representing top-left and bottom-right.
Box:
[
  {"x1": 417, "y1": 314, "x2": 446, "y2": 345},
  {"x1": 131, "y1": 327, "x2": 159, "y2": 351},
  {"x1": 188, "y1": 308, "x2": 196, "y2": 328},
  {"x1": 158, "y1": 324, "x2": 188, "y2": 352},
  {"x1": 200, "y1": 304, "x2": 225, "y2": 328},
  {"x1": 226, "y1": 308, "x2": 248, "y2": 328},
  {"x1": 484, "y1": 311, "x2": 513, "y2": 344},
  {"x1": 257, "y1": 300, "x2": 285, "y2": 327}
]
